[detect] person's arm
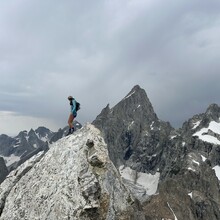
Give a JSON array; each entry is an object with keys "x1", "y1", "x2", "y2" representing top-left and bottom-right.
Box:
[
  {"x1": 72, "y1": 99, "x2": 76, "y2": 111},
  {"x1": 71, "y1": 99, "x2": 77, "y2": 116}
]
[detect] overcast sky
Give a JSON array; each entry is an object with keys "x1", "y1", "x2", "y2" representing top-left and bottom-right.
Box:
[{"x1": 1, "y1": 0, "x2": 220, "y2": 135}]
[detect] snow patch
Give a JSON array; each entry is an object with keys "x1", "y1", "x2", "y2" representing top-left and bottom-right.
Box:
[
  {"x1": 119, "y1": 166, "x2": 160, "y2": 195},
  {"x1": 2, "y1": 154, "x2": 21, "y2": 166},
  {"x1": 209, "y1": 121, "x2": 220, "y2": 133},
  {"x1": 128, "y1": 121, "x2": 134, "y2": 129},
  {"x1": 13, "y1": 138, "x2": 21, "y2": 148},
  {"x1": 192, "y1": 120, "x2": 201, "y2": 129},
  {"x1": 167, "y1": 202, "x2": 178, "y2": 220},
  {"x1": 150, "y1": 122, "x2": 154, "y2": 130},
  {"x1": 213, "y1": 166, "x2": 220, "y2": 181},
  {"x1": 192, "y1": 160, "x2": 200, "y2": 166},
  {"x1": 123, "y1": 91, "x2": 135, "y2": 100},
  {"x1": 188, "y1": 167, "x2": 196, "y2": 172},
  {"x1": 25, "y1": 134, "x2": 29, "y2": 141},
  {"x1": 36, "y1": 133, "x2": 49, "y2": 142},
  {"x1": 201, "y1": 155, "x2": 207, "y2": 162},
  {"x1": 194, "y1": 133, "x2": 220, "y2": 145},
  {"x1": 188, "y1": 192, "x2": 193, "y2": 198},
  {"x1": 193, "y1": 121, "x2": 220, "y2": 145}
]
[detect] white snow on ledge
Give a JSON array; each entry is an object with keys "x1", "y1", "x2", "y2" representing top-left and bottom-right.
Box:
[
  {"x1": 192, "y1": 120, "x2": 201, "y2": 129},
  {"x1": 123, "y1": 91, "x2": 135, "y2": 100},
  {"x1": 192, "y1": 160, "x2": 200, "y2": 166},
  {"x1": 2, "y1": 154, "x2": 20, "y2": 166},
  {"x1": 167, "y1": 202, "x2": 178, "y2": 220},
  {"x1": 170, "y1": 135, "x2": 177, "y2": 140},
  {"x1": 188, "y1": 167, "x2": 196, "y2": 172},
  {"x1": 213, "y1": 166, "x2": 220, "y2": 181},
  {"x1": 188, "y1": 192, "x2": 193, "y2": 198},
  {"x1": 119, "y1": 166, "x2": 160, "y2": 195},
  {"x1": 193, "y1": 121, "x2": 220, "y2": 145},
  {"x1": 201, "y1": 155, "x2": 207, "y2": 162}
]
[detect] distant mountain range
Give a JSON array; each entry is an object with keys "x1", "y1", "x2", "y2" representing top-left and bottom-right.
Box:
[{"x1": 1, "y1": 85, "x2": 220, "y2": 219}]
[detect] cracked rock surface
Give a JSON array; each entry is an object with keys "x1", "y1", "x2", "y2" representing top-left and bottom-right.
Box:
[{"x1": 0, "y1": 124, "x2": 142, "y2": 220}]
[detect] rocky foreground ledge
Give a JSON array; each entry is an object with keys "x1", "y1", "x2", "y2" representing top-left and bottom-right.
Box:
[{"x1": 0, "y1": 124, "x2": 147, "y2": 220}]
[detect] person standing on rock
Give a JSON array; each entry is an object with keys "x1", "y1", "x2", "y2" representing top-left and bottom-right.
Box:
[{"x1": 67, "y1": 96, "x2": 77, "y2": 135}]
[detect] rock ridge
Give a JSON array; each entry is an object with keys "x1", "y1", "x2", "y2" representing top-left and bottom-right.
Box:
[{"x1": 0, "y1": 124, "x2": 145, "y2": 220}]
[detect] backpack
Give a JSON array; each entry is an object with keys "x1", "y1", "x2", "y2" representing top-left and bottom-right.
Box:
[{"x1": 75, "y1": 100, "x2": 80, "y2": 111}]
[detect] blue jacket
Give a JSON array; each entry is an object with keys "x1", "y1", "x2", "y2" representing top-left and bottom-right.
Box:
[{"x1": 70, "y1": 99, "x2": 77, "y2": 117}]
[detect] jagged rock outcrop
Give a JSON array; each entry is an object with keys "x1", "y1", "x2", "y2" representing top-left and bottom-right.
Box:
[
  {"x1": 0, "y1": 158, "x2": 8, "y2": 184},
  {"x1": 0, "y1": 135, "x2": 14, "y2": 156},
  {"x1": 181, "y1": 103, "x2": 220, "y2": 167},
  {"x1": 0, "y1": 128, "x2": 52, "y2": 168},
  {"x1": 0, "y1": 124, "x2": 145, "y2": 220},
  {"x1": 142, "y1": 151, "x2": 220, "y2": 219}
]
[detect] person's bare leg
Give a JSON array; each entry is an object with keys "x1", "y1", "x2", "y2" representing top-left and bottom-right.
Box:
[{"x1": 68, "y1": 114, "x2": 74, "y2": 129}]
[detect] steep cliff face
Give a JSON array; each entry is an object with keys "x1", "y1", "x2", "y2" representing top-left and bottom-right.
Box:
[
  {"x1": 0, "y1": 157, "x2": 8, "y2": 184},
  {"x1": 0, "y1": 124, "x2": 144, "y2": 220}
]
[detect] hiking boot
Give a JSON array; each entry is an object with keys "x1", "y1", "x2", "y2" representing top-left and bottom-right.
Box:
[{"x1": 66, "y1": 129, "x2": 72, "y2": 136}]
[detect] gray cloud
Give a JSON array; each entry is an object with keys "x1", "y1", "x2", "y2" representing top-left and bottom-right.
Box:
[{"x1": 0, "y1": 0, "x2": 220, "y2": 134}]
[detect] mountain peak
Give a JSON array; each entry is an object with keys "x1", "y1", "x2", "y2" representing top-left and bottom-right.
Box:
[
  {"x1": 131, "y1": 84, "x2": 141, "y2": 92},
  {"x1": 93, "y1": 86, "x2": 172, "y2": 168},
  {"x1": 205, "y1": 103, "x2": 220, "y2": 115},
  {"x1": 119, "y1": 85, "x2": 157, "y2": 122},
  {"x1": 93, "y1": 85, "x2": 158, "y2": 130},
  {"x1": 203, "y1": 103, "x2": 220, "y2": 122},
  {"x1": 123, "y1": 85, "x2": 146, "y2": 99}
]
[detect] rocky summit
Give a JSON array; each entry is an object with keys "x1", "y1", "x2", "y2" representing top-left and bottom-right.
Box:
[
  {"x1": 0, "y1": 124, "x2": 145, "y2": 220},
  {"x1": 1, "y1": 85, "x2": 220, "y2": 219},
  {"x1": 0, "y1": 122, "x2": 82, "y2": 177}
]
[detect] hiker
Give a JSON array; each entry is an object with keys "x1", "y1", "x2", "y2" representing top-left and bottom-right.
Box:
[{"x1": 67, "y1": 96, "x2": 77, "y2": 135}]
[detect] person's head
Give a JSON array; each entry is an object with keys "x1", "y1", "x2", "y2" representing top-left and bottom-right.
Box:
[{"x1": 68, "y1": 96, "x2": 73, "y2": 101}]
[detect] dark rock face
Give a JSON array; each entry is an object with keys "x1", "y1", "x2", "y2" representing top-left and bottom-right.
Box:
[
  {"x1": 93, "y1": 85, "x2": 173, "y2": 173},
  {"x1": 143, "y1": 151, "x2": 220, "y2": 219},
  {"x1": 93, "y1": 85, "x2": 220, "y2": 219},
  {"x1": 0, "y1": 135, "x2": 14, "y2": 156},
  {"x1": 0, "y1": 157, "x2": 8, "y2": 184}
]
